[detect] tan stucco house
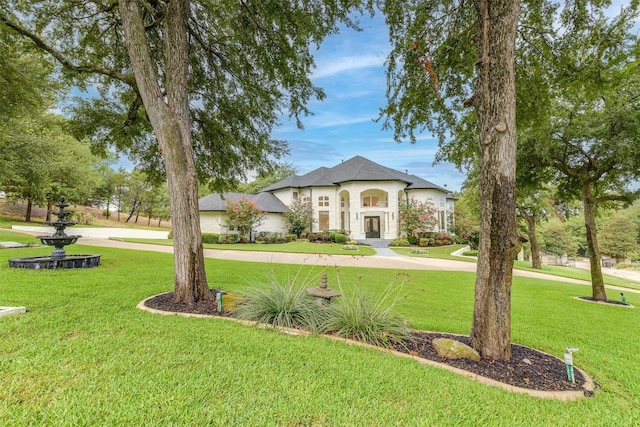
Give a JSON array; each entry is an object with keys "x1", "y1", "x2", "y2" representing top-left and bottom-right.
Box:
[{"x1": 199, "y1": 156, "x2": 455, "y2": 240}]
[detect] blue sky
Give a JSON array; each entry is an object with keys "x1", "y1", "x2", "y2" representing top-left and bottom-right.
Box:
[{"x1": 271, "y1": 12, "x2": 466, "y2": 192}]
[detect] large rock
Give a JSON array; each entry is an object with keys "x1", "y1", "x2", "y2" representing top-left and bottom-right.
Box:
[{"x1": 432, "y1": 338, "x2": 481, "y2": 361}]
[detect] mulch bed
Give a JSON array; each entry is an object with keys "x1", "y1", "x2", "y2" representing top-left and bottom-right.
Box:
[{"x1": 144, "y1": 292, "x2": 590, "y2": 395}]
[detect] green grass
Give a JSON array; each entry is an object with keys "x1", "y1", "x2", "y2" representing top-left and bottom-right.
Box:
[
  {"x1": 1, "y1": 235, "x2": 640, "y2": 425},
  {"x1": 121, "y1": 238, "x2": 377, "y2": 256}
]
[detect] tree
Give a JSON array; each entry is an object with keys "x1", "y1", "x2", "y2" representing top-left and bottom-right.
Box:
[
  {"x1": 225, "y1": 198, "x2": 265, "y2": 240},
  {"x1": 516, "y1": 186, "x2": 553, "y2": 270},
  {"x1": 0, "y1": 113, "x2": 100, "y2": 221},
  {"x1": 237, "y1": 163, "x2": 298, "y2": 194},
  {"x1": 599, "y1": 216, "x2": 639, "y2": 263},
  {"x1": 397, "y1": 197, "x2": 438, "y2": 239},
  {"x1": 1, "y1": 1, "x2": 365, "y2": 303},
  {"x1": 379, "y1": 0, "x2": 521, "y2": 360},
  {"x1": 540, "y1": 222, "x2": 578, "y2": 259},
  {"x1": 525, "y1": 4, "x2": 640, "y2": 301},
  {"x1": 284, "y1": 197, "x2": 315, "y2": 238}
]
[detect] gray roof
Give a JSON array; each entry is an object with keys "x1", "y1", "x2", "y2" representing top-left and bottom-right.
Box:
[
  {"x1": 198, "y1": 192, "x2": 288, "y2": 213},
  {"x1": 261, "y1": 155, "x2": 448, "y2": 192}
]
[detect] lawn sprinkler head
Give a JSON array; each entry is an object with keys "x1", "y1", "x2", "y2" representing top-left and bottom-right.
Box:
[{"x1": 566, "y1": 347, "x2": 579, "y2": 354}]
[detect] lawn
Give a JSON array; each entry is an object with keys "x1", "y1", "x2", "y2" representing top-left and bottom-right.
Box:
[{"x1": 1, "y1": 230, "x2": 639, "y2": 425}]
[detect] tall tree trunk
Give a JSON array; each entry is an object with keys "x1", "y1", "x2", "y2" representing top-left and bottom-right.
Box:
[
  {"x1": 469, "y1": 0, "x2": 521, "y2": 361},
  {"x1": 119, "y1": 0, "x2": 210, "y2": 303},
  {"x1": 45, "y1": 199, "x2": 53, "y2": 222},
  {"x1": 25, "y1": 198, "x2": 32, "y2": 222},
  {"x1": 581, "y1": 181, "x2": 607, "y2": 301},
  {"x1": 105, "y1": 200, "x2": 111, "y2": 219},
  {"x1": 518, "y1": 207, "x2": 542, "y2": 269}
]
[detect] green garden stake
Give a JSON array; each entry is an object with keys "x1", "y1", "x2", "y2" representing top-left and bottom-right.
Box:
[
  {"x1": 621, "y1": 293, "x2": 627, "y2": 305},
  {"x1": 216, "y1": 291, "x2": 222, "y2": 313},
  {"x1": 564, "y1": 347, "x2": 578, "y2": 383}
]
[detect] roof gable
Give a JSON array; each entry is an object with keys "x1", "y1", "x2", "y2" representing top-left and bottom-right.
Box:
[
  {"x1": 198, "y1": 192, "x2": 288, "y2": 213},
  {"x1": 260, "y1": 155, "x2": 447, "y2": 193}
]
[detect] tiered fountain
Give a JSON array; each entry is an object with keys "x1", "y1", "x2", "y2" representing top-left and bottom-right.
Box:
[{"x1": 9, "y1": 197, "x2": 101, "y2": 269}]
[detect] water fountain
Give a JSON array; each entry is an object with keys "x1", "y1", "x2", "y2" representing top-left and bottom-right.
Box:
[{"x1": 8, "y1": 197, "x2": 101, "y2": 269}]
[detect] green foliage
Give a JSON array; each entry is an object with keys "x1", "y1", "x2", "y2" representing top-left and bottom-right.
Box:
[
  {"x1": 236, "y1": 163, "x2": 297, "y2": 194},
  {"x1": 419, "y1": 238, "x2": 429, "y2": 247},
  {"x1": 398, "y1": 197, "x2": 439, "y2": 239},
  {"x1": 341, "y1": 245, "x2": 359, "y2": 251},
  {"x1": 233, "y1": 271, "x2": 326, "y2": 333},
  {"x1": 225, "y1": 197, "x2": 265, "y2": 239},
  {"x1": 390, "y1": 238, "x2": 410, "y2": 247},
  {"x1": 72, "y1": 211, "x2": 96, "y2": 225},
  {"x1": 334, "y1": 233, "x2": 347, "y2": 244},
  {"x1": 541, "y1": 224, "x2": 578, "y2": 257},
  {"x1": 201, "y1": 233, "x2": 219, "y2": 244},
  {"x1": 321, "y1": 282, "x2": 413, "y2": 348},
  {"x1": 167, "y1": 230, "x2": 173, "y2": 240},
  {"x1": 285, "y1": 234, "x2": 297, "y2": 243},
  {"x1": 599, "y1": 216, "x2": 639, "y2": 261},
  {"x1": 284, "y1": 197, "x2": 315, "y2": 237}
]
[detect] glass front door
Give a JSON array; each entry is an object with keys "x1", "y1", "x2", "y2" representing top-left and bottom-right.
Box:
[{"x1": 365, "y1": 216, "x2": 380, "y2": 238}]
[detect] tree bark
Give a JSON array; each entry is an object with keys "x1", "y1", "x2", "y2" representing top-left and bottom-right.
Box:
[
  {"x1": 581, "y1": 181, "x2": 607, "y2": 301},
  {"x1": 119, "y1": 0, "x2": 211, "y2": 303},
  {"x1": 25, "y1": 198, "x2": 32, "y2": 222},
  {"x1": 518, "y1": 207, "x2": 542, "y2": 269},
  {"x1": 469, "y1": 0, "x2": 521, "y2": 361},
  {"x1": 45, "y1": 199, "x2": 53, "y2": 222}
]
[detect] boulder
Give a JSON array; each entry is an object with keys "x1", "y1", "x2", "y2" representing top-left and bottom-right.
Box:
[{"x1": 432, "y1": 338, "x2": 481, "y2": 361}]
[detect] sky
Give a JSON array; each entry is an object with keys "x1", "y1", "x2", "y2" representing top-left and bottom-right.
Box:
[{"x1": 270, "y1": 12, "x2": 466, "y2": 192}]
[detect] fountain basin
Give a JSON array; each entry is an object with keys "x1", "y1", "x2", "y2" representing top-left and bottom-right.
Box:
[
  {"x1": 9, "y1": 254, "x2": 101, "y2": 269},
  {"x1": 37, "y1": 235, "x2": 80, "y2": 247}
]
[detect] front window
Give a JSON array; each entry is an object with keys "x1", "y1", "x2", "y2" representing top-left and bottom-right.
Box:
[
  {"x1": 319, "y1": 211, "x2": 329, "y2": 230},
  {"x1": 362, "y1": 196, "x2": 379, "y2": 207},
  {"x1": 319, "y1": 196, "x2": 329, "y2": 207}
]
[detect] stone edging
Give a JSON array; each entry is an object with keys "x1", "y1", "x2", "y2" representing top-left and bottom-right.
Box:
[
  {"x1": 572, "y1": 296, "x2": 635, "y2": 309},
  {"x1": 137, "y1": 294, "x2": 595, "y2": 401}
]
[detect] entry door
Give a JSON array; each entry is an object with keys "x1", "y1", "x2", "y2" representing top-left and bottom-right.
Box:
[{"x1": 365, "y1": 216, "x2": 380, "y2": 238}]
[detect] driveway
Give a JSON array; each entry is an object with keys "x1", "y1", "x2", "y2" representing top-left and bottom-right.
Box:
[
  {"x1": 12, "y1": 225, "x2": 169, "y2": 239},
  {"x1": 73, "y1": 237, "x2": 640, "y2": 294}
]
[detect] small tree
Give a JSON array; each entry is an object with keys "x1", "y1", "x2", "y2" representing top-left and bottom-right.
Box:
[
  {"x1": 600, "y1": 216, "x2": 639, "y2": 263},
  {"x1": 541, "y1": 224, "x2": 578, "y2": 258},
  {"x1": 284, "y1": 197, "x2": 315, "y2": 238},
  {"x1": 398, "y1": 198, "x2": 438, "y2": 240},
  {"x1": 225, "y1": 198, "x2": 265, "y2": 240}
]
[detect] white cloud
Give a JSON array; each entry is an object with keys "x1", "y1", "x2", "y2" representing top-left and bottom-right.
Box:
[{"x1": 312, "y1": 54, "x2": 387, "y2": 79}]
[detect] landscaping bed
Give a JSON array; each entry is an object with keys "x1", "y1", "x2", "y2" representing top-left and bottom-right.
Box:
[{"x1": 144, "y1": 291, "x2": 589, "y2": 395}]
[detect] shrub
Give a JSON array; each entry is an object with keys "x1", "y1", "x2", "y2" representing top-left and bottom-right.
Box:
[
  {"x1": 168, "y1": 230, "x2": 173, "y2": 240},
  {"x1": 73, "y1": 211, "x2": 95, "y2": 225},
  {"x1": 390, "y1": 238, "x2": 410, "y2": 247},
  {"x1": 219, "y1": 233, "x2": 239, "y2": 244},
  {"x1": 463, "y1": 250, "x2": 478, "y2": 256},
  {"x1": 329, "y1": 232, "x2": 337, "y2": 242},
  {"x1": 321, "y1": 283, "x2": 412, "y2": 348},
  {"x1": 408, "y1": 236, "x2": 418, "y2": 245},
  {"x1": 201, "y1": 233, "x2": 219, "y2": 244},
  {"x1": 341, "y1": 245, "x2": 359, "y2": 251},
  {"x1": 410, "y1": 248, "x2": 429, "y2": 255},
  {"x1": 285, "y1": 234, "x2": 297, "y2": 242},
  {"x1": 306, "y1": 233, "x2": 316, "y2": 241},
  {"x1": 300, "y1": 232, "x2": 308, "y2": 239},
  {"x1": 316, "y1": 232, "x2": 330, "y2": 242},
  {"x1": 233, "y1": 271, "x2": 326, "y2": 333},
  {"x1": 346, "y1": 240, "x2": 358, "y2": 245},
  {"x1": 419, "y1": 238, "x2": 429, "y2": 247},
  {"x1": 334, "y1": 233, "x2": 347, "y2": 244},
  {"x1": 435, "y1": 239, "x2": 443, "y2": 246}
]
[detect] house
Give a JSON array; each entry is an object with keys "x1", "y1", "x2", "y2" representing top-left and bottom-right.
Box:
[{"x1": 199, "y1": 155, "x2": 455, "y2": 240}]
